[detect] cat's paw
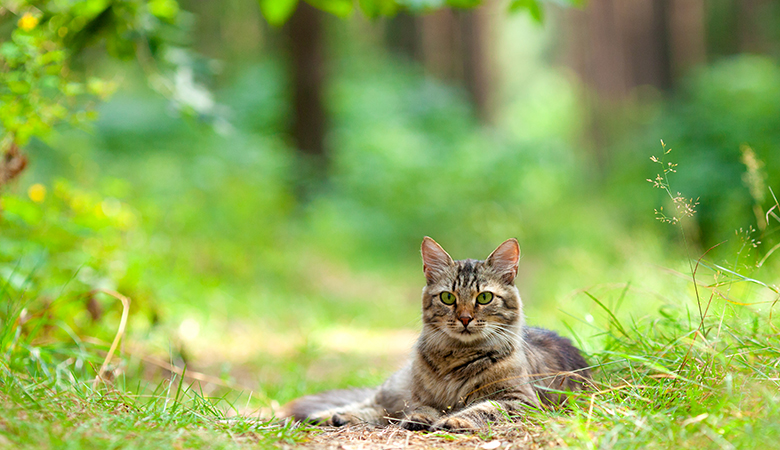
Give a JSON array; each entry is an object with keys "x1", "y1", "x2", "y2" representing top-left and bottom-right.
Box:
[
  {"x1": 431, "y1": 416, "x2": 478, "y2": 432},
  {"x1": 330, "y1": 412, "x2": 363, "y2": 427},
  {"x1": 306, "y1": 410, "x2": 336, "y2": 425},
  {"x1": 400, "y1": 413, "x2": 435, "y2": 431}
]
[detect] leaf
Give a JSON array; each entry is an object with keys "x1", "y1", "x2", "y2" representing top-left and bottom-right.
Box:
[
  {"x1": 0, "y1": 42, "x2": 22, "y2": 61},
  {"x1": 305, "y1": 0, "x2": 354, "y2": 18},
  {"x1": 509, "y1": 0, "x2": 544, "y2": 22},
  {"x1": 357, "y1": 0, "x2": 399, "y2": 18},
  {"x1": 148, "y1": 0, "x2": 180, "y2": 20},
  {"x1": 446, "y1": 0, "x2": 481, "y2": 9},
  {"x1": 258, "y1": 0, "x2": 299, "y2": 26},
  {"x1": 8, "y1": 80, "x2": 30, "y2": 95}
]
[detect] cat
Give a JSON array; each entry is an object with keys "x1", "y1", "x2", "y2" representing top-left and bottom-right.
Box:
[{"x1": 279, "y1": 237, "x2": 591, "y2": 431}]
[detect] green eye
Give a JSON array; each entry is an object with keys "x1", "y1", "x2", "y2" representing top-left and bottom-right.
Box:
[
  {"x1": 476, "y1": 292, "x2": 494, "y2": 305},
  {"x1": 439, "y1": 292, "x2": 456, "y2": 305}
]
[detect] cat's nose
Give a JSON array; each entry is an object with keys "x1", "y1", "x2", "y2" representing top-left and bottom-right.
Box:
[{"x1": 459, "y1": 315, "x2": 473, "y2": 327}]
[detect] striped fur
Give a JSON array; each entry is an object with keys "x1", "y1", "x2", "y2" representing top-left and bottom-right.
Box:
[{"x1": 279, "y1": 237, "x2": 591, "y2": 431}]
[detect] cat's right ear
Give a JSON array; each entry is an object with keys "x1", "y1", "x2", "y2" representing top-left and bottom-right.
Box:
[
  {"x1": 421, "y1": 237, "x2": 454, "y2": 284},
  {"x1": 486, "y1": 238, "x2": 520, "y2": 284}
]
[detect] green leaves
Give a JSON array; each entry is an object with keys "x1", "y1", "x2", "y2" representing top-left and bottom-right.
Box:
[
  {"x1": 509, "y1": 0, "x2": 544, "y2": 22},
  {"x1": 256, "y1": 0, "x2": 583, "y2": 25},
  {"x1": 258, "y1": 0, "x2": 359, "y2": 25},
  {"x1": 446, "y1": 0, "x2": 482, "y2": 9},
  {"x1": 148, "y1": 0, "x2": 180, "y2": 20},
  {"x1": 0, "y1": 0, "x2": 192, "y2": 151},
  {"x1": 306, "y1": 0, "x2": 355, "y2": 18},
  {"x1": 0, "y1": 22, "x2": 72, "y2": 145},
  {"x1": 358, "y1": 0, "x2": 399, "y2": 18},
  {"x1": 258, "y1": 0, "x2": 300, "y2": 26}
]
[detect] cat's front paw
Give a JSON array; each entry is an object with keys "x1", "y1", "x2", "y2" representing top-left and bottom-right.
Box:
[
  {"x1": 330, "y1": 412, "x2": 364, "y2": 427},
  {"x1": 305, "y1": 410, "x2": 335, "y2": 425},
  {"x1": 431, "y1": 416, "x2": 478, "y2": 432},
  {"x1": 400, "y1": 412, "x2": 435, "y2": 431}
]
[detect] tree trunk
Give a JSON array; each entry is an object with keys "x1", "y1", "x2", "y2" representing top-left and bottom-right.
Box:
[
  {"x1": 561, "y1": 0, "x2": 706, "y2": 173},
  {"x1": 286, "y1": 2, "x2": 327, "y2": 197},
  {"x1": 287, "y1": 2, "x2": 326, "y2": 159},
  {"x1": 563, "y1": 0, "x2": 692, "y2": 99},
  {"x1": 419, "y1": 10, "x2": 460, "y2": 81},
  {"x1": 738, "y1": 0, "x2": 773, "y2": 53},
  {"x1": 385, "y1": 12, "x2": 421, "y2": 61},
  {"x1": 394, "y1": 6, "x2": 494, "y2": 124},
  {"x1": 668, "y1": 0, "x2": 706, "y2": 77},
  {"x1": 460, "y1": 7, "x2": 493, "y2": 123}
]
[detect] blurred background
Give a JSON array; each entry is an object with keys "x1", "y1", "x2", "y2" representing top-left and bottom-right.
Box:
[{"x1": 2, "y1": 0, "x2": 779, "y2": 410}]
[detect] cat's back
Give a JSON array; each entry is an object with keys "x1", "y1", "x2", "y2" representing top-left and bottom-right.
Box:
[
  {"x1": 523, "y1": 327, "x2": 589, "y2": 373},
  {"x1": 523, "y1": 326, "x2": 591, "y2": 403}
]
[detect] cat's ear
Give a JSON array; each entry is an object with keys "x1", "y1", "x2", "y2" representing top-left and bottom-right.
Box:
[
  {"x1": 421, "y1": 237, "x2": 454, "y2": 284},
  {"x1": 486, "y1": 238, "x2": 520, "y2": 284}
]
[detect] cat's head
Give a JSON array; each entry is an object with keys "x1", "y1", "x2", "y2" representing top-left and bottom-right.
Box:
[{"x1": 420, "y1": 237, "x2": 524, "y2": 344}]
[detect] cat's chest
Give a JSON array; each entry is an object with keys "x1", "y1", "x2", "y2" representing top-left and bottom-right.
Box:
[{"x1": 412, "y1": 348, "x2": 522, "y2": 410}]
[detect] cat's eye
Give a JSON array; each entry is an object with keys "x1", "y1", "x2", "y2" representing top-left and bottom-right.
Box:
[
  {"x1": 476, "y1": 292, "x2": 494, "y2": 305},
  {"x1": 439, "y1": 292, "x2": 456, "y2": 305}
]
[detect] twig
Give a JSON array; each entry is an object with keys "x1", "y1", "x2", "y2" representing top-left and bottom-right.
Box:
[{"x1": 91, "y1": 289, "x2": 130, "y2": 389}]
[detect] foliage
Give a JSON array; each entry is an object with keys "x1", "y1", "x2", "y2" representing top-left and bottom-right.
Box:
[
  {"x1": 0, "y1": 162, "x2": 310, "y2": 449},
  {"x1": 609, "y1": 55, "x2": 780, "y2": 251},
  {"x1": 556, "y1": 286, "x2": 780, "y2": 449},
  {"x1": 258, "y1": 0, "x2": 582, "y2": 25},
  {"x1": 529, "y1": 146, "x2": 780, "y2": 449},
  {"x1": 0, "y1": 178, "x2": 141, "y2": 381},
  {"x1": 0, "y1": 0, "x2": 187, "y2": 151},
  {"x1": 2, "y1": 2, "x2": 779, "y2": 449},
  {"x1": 554, "y1": 187, "x2": 780, "y2": 450},
  {"x1": 2, "y1": 137, "x2": 779, "y2": 447},
  {"x1": 661, "y1": 56, "x2": 780, "y2": 243},
  {"x1": 0, "y1": 0, "x2": 581, "y2": 174}
]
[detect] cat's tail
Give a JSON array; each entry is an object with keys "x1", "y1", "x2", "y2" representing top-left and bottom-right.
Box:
[{"x1": 278, "y1": 387, "x2": 379, "y2": 423}]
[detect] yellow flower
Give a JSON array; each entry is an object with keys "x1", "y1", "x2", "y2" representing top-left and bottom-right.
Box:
[
  {"x1": 18, "y1": 13, "x2": 39, "y2": 32},
  {"x1": 28, "y1": 183, "x2": 46, "y2": 203}
]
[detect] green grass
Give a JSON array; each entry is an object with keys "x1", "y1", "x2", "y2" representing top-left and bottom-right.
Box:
[
  {"x1": 2, "y1": 193, "x2": 778, "y2": 449},
  {"x1": 2, "y1": 49, "x2": 779, "y2": 449},
  {"x1": 0, "y1": 380, "x2": 309, "y2": 449},
  {"x1": 0, "y1": 282, "x2": 311, "y2": 450},
  {"x1": 558, "y1": 284, "x2": 780, "y2": 449}
]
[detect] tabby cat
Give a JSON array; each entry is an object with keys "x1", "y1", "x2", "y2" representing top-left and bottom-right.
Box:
[{"x1": 279, "y1": 237, "x2": 591, "y2": 431}]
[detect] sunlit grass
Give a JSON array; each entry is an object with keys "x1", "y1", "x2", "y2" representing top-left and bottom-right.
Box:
[
  {"x1": 3, "y1": 189, "x2": 778, "y2": 449},
  {"x1": 2, "y1": 49, "x2": 779, "y2": 448},
  {"x1": 0, "y1": 273, "x2": 311, "y2": 449}
]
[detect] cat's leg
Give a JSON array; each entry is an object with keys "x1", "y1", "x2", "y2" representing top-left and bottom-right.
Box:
[
  {"x1": 330, "y1": 403, "x2": 389, "y2": 427},
  {"x1": 430, "y1": 399, "x2": 532, "y2": 432},
  {"x1": 399, "y1": 406, "x2": 444, "y2": 431},
  {"x1": 307, "y1": 398, "x2": 390, "y2": 427},
  {"x1": 304, "y1": 364, "x2": 414, "y2": 427}
]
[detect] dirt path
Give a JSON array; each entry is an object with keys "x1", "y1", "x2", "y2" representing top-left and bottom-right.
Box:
[{"x1": 280, "y1": 423, "x2": 556, "y2": 450}]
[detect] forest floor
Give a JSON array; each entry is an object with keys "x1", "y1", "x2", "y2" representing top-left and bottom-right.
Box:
[{"x1": 281, "y1": 423, "x2": 553, "y2": 450}]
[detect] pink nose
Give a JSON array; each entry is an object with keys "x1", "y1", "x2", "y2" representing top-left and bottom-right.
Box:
[{"x1": 459, "y1": 316, "x2": 472, "y2": 327}]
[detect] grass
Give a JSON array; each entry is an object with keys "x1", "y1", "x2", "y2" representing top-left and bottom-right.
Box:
[
  {"x1": 0, "y1": 288, "x2": 311, "y2": 450},
  {"x1": 561, "y1": 284, "x2": 780, "y2": 449},
  {"x1": 2, "y1": 56, "x2": 779, "y2": 448},
  {"x1": 0, "y1": 381, "x2": 309, "y2": 449},
  {"x1": 2, "y1": 202, "x2": 778, "y2": 450}
]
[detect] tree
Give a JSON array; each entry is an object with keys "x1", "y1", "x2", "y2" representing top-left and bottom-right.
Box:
[{"x1": 1, "y1": 0, "x2": 576, "y2": 191}]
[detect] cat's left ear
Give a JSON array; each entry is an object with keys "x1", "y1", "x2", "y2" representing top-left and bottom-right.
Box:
[
  {"x1": 486, "y1": 238, "x2": 520, "y2": 284},
  {"x1": 421, "y1": 236, "x2": 455, "y2": 285}
]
